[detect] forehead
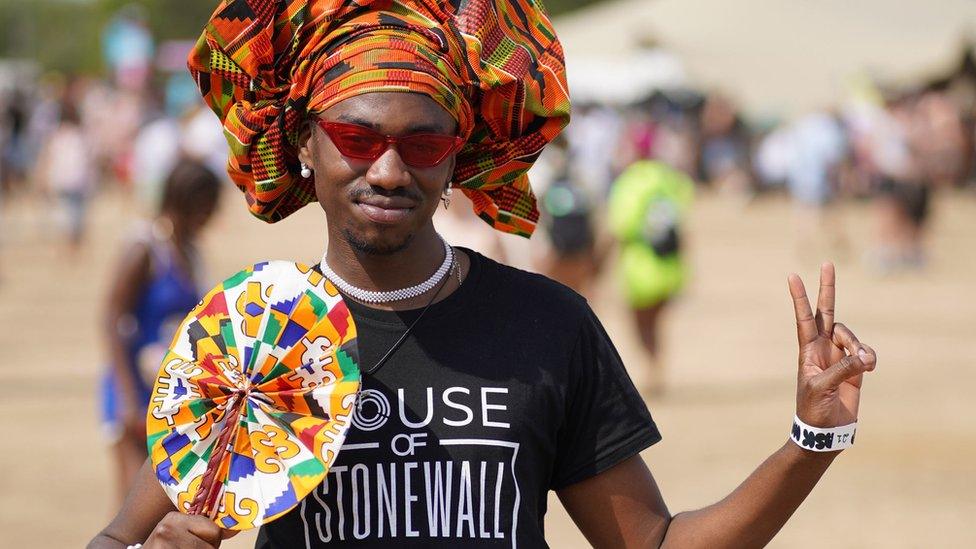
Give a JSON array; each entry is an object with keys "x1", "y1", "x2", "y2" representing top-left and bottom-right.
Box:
[{"x1": 321, "y1": 92, "x2": 457, "y2": 134}]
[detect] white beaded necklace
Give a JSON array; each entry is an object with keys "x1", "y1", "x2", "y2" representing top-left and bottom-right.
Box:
[{"x1": 319, "y1": 237, "x2": 454, "y2": 304}]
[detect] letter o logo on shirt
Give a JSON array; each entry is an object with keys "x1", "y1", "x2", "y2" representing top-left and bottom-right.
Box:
[{"x1": 351, "y1": 389, "x2": 391, "y2": 431}]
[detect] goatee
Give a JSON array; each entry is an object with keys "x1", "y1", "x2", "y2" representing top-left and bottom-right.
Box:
[{"x1": 342, "y1": 228, "x2": 413, "y2": 256}]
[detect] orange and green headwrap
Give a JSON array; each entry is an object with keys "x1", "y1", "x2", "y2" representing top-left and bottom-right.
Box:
[{"x1": 189, "y1": 0, "x2": 570, "y2": 237}]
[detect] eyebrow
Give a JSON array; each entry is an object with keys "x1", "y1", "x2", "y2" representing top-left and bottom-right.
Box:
[{"x1": 334, "y1": 114, "x2": 452, "y2": 135}]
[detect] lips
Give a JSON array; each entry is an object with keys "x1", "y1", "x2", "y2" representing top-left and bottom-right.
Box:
[{"x1": 354, "y1": 196, "x2": 417, "y2": 225}]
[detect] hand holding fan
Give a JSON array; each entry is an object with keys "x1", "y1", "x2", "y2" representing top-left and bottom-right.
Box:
[{"x1": 146, "y1": 261, "x2": 360, "y2": 529}]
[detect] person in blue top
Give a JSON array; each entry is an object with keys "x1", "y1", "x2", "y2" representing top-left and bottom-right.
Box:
[{"x1": 101, "y1": 160, "x2": 220, "y2": 504}]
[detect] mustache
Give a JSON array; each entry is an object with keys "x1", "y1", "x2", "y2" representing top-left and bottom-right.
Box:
[{"x1": 348, "y1": 185, "x2": 423, "y2": 202}]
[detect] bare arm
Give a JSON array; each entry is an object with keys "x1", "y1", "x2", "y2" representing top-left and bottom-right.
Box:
[
  {"x1": 557, "y1": 455, "x2": 670, "y2": 548},
  {"x1": 661, "y1": 443, "x2": 834, "y2": 547},
  {"x1": 89, "y1": 460, "x2": 236, "y2": 548},
  {"x1": 559, "y1": 263, "x2": 877, "y2": 547},
  {"x1": 103, "y1": 240, "x2": 151, "y2": 436},
  {"x1": 559, "y1": 444, "x2": 834, "y2": 548},
  {"x1": 88, "y1": 460, "x2": 176, "y2": 548}
]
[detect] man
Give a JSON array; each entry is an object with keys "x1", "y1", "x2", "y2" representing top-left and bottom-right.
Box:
[{"x1": 89, "y1": 1, "x2": 877, "y2": 547}]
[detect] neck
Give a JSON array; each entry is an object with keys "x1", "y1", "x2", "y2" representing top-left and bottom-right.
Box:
[
  {"x1": 168, "y1": 220, "x2": 193, "y2": 250},
  {"x1": 324, "y1": 223, "x2": 446, "y2": 295}
]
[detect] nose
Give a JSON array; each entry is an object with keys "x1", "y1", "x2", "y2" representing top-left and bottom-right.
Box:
[{"x1": 364, "y1": 146, "x2": 411, "y2": 190}]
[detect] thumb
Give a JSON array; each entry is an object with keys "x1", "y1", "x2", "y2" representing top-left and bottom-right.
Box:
[
  {"x1": 816, "y1": 354, "x2": 870, "y2": 388},
  {"x1": 221, "y1": 528, "x2": 241, "y2": 540}
]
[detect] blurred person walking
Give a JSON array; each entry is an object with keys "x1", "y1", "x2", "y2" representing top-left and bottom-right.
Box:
[
  {"x1": 868, "y1": 95, "x2": 930, "y2": 272},
  {"x1": 608, "y1": 160, "x2": 694, "y2": 393},
  {"x1": 35, "y1": 100, "x2": 96, "y2": 256},
  {"x1": 913, "y1": 90, "x2": 967, "y2": 187},
  {"x1": 565, "y1": 103, "x2": 623, "y2": 197},
  {"x1": 131, "y1": 77, "x2": 228, "y2": 216},
  {"x1": 131, "y1": 102, "x2": 182, "y2": 215},
  {"x1": 100, "y1": 160, "x2": 220, "y2": 504},
  {"x1": 1, "y1": 89, "x2": 31, "y2": 193},
  {"x1": 699, "y1": 93, "x2": 752, "y2": 200},
  {"x1": 647, "y1": 112, "x2": 698, "y2": 180},
  {"x1": 539, "y1": 165, "x2": 602, "y2": 297},
  {"x1": 784, "y1": 111, "x2": 850, "y2": 262},
  {"x1": 83, "y1": 79, "x2": 146, "y2": 195}
]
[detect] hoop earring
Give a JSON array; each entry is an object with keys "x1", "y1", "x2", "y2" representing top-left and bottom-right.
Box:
[{"x1": 300, "y1": 163, "x2": 312, "y2": 178}]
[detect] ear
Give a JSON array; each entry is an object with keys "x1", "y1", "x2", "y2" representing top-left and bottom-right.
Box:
[{"x1": 297, "y1": 121, "x2": 314, "y2": 166}]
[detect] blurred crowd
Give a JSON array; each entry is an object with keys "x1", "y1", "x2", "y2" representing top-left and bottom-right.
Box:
[
  {"x1": 3, "y1": 50, "x2": 974, "y2": 265},
  {"x1": 1, "y1": 37, "x2": 975, "y2": 404},
  {"x1": 0, "y1": 69, "x2": 226, "y2": 254},
  {"x1": 535, "y1": 56, "x2": 976, "y2": 277}
]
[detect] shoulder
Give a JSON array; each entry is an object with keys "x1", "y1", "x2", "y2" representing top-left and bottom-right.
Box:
[
  {"x1": 109, "y1": 231, "x2": 154, "y2": 288},
  {"x1": 467, "y1": 249, "x2": 591, "y2": 328},
  {"x1": 113, "y1": 221, "x2": 152, "y2": 258}
]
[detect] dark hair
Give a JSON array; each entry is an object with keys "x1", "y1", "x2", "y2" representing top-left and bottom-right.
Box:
[
  {"x1": 59, "y1": 99, "x2": 81, "y2": 125},
  {"x1": 158, "y1": 159, "x2": 221, "y2": 216}
]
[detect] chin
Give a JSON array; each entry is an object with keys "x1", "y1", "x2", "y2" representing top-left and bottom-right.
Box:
[{"x1": 342, "y1": 227, "x2": 414, "y2": 256}]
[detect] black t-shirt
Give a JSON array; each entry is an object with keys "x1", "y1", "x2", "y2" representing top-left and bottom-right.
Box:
[{"x1": 255, "y1": 250, "x2": 660, "y2": 548}]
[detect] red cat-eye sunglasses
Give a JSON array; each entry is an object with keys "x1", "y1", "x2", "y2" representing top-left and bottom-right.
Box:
[{"x1": 317, "y1": 121, "x2": 464, "y2": 168}]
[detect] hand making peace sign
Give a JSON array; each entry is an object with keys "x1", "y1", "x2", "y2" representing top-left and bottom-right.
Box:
[{"x1": 789, "y1": 262, "x2": 877, "y2": 431}]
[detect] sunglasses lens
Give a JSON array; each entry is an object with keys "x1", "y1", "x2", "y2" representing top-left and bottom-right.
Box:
[
  {"x1": 398, "y1": 135, "x2": 458, "y2": 167},
  {"x1": 321, "y1": 122, "x2": 459, "y2": 167},
  {"x1": 329, "y1": 125, "x2": 386, "y2": 159}
]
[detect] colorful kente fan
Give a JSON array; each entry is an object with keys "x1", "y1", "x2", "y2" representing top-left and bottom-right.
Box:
[{"x1": 146, "y1": 261, "x2": 360, "y2": 529}]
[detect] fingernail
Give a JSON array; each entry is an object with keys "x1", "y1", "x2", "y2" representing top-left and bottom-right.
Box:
[{"x1": 858, "y1": 348, "x2": 867, "y2": 357}]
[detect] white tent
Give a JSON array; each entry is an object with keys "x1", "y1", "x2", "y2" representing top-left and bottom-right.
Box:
[
  {"x1": 554, "y1": 0, "x2": 976, "y2": 115},
  {"x1": 564, "y1": 48, "x2": 688, "y2": 105}
]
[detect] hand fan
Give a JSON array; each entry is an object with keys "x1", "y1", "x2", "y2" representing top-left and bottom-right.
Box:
[{"x1": 146, "y1": 261, "x2": 359, "y2": 529}]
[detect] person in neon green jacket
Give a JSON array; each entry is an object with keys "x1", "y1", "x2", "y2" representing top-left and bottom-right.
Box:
[{"x1": 608, "y1": 160, "x2": 694, "y2": 387}]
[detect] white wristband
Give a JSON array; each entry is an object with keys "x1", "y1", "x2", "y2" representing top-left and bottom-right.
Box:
[{"x1": 790, "y1": 415, "x2": 857, "y2": 452}]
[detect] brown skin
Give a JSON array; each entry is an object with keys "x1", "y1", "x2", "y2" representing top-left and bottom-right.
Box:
[
  {"x1": 298, "y1": 91, "x2": 468, "y2": 311},
  {"x1": 102, "y1": 195, "x2": 219, "y2": 507},
  {"x1": 89, "y1": 93, "x2": 876, "y2": 548},
  {"x1": 104, "y1": 239, "x2": 153, "y2": 504},
  {"x1": 87, "y1": 463, "x2": 239, "y2": 549},
  {"x1": 634, "y1": 301, "x2": 666, "y2": 361},
  {"x1": 559, "y1": 263, "x2": 877, "y2": 548}
]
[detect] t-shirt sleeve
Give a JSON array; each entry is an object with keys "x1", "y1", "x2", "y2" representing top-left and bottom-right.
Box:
[{"x1": 550, "y1": 307, "x2": 662, "y2": 490}]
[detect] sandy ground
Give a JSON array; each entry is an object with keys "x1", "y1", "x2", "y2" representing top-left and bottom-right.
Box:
[{"x1": 1, "y1": 187, "x2": 973, "y2": 548}]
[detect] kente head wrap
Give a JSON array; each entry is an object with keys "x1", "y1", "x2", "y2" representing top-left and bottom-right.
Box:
[{"x1": 189, "y1": 0, "x2": 570, "y2": 237}]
